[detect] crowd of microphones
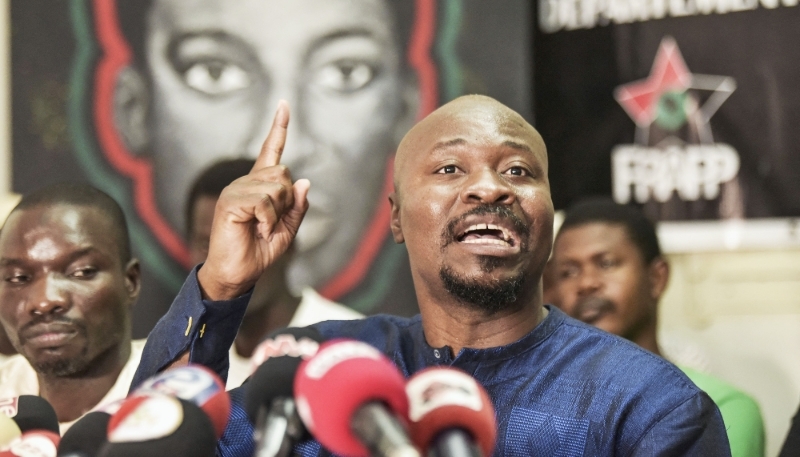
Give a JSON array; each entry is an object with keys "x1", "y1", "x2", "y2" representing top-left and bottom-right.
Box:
[{"x1": 0, "y1": 328, "x2": 498, "y2": 457}]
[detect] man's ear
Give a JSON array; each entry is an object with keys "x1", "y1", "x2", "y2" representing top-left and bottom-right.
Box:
[
  {"x1": 392, "y1": 72, "x2": 420, "y2": 146},
  {"x1": 124, "y1": 258, "x2": 142, "y2": 306},
  {"x1": 388, "y1": 192, "x2": 404, "y2": 244},
  {"x1": 648, "y1": 257, "x2": 670, "y2": 302},
  {"x1": 114, "y1": 66, "x2": 150, "y2": 153}
]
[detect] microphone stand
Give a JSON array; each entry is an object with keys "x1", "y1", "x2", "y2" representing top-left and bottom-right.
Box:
[
  {"x1": 429, "y1": 429, "x2": 482, "y2": 457},
  {"x1": 351, "y1": 402, "x2": 421, "y2": 457},
  {"x1": 253, "y1": 398, "x2": 304, "y2": 457}
]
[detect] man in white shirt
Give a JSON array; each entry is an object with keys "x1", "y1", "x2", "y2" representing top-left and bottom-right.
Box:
[
  {"x1": 0, "y1": 328, "x2": 14, "y2": 365},
  {"x1": 0, "y1": 194, "x2": 19, "y2": 365},
  {"x1": 185, "y1": 159, "x2": 361, "y2": 388},
  {"x1": 0, "y1": 183, "x2": 145, "y2": 432}
]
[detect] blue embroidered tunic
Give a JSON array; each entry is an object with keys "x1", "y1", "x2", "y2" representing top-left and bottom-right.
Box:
[{"x1": 132, "y1": 269, "x2": 730, "y2": 456}]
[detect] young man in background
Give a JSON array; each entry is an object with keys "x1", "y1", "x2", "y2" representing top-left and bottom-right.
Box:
[{"x1": 547, "y1": 198, "x2": 764, "y2": 457}]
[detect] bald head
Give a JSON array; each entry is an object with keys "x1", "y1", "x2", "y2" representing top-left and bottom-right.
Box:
[
  {"x1": 387, "y1": 94, "x2": 553, "y2": 316},
  {"x1": 394, "y1": 95, "x2": 547, "y2": 194}
]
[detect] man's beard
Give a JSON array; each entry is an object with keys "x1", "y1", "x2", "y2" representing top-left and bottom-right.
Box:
[
  {"x1": 440, "y1": 264, "x2": 527, "y2": 315},
  {"x1": 438, "y1": 203, "x2": 532, "y2": 314},
  {"x1": 32, "y1": 346, "x2": 91, "y2": 377},
  {"x1": 18, "y1": 316, "x2": 91, "y2": 377}
]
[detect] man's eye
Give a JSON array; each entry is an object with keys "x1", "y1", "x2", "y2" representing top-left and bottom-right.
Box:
[
  {"x1": 505, "y1": 166, "x2": 529, "y2": 177},
  {"x1": 314, "y1": 61, "x2": 375, "y2": 93},
  {"x1": 182, "y1": 61, "x2": 251, "y2": 95},
  {"x1": 71, "y1": 268, "x2": 98, "y2": 279},
  {"x1": 558, "y1": 267, "x2": 579, "y2": 279},
  {"x1": 599, "y1": 258, "x2": 617, "y2": 269},
  {"x1": 5, "y1": 274, "x2": 29, "y2": 284},
  {"x1": 436, "y1": 165, "x2": 458, "y2": 174}
]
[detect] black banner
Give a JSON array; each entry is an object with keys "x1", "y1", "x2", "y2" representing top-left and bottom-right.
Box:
[{"x1": 535, "y1": 2, "x2": 800, "y2": 221}]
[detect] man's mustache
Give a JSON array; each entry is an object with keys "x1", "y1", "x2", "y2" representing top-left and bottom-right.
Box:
[
  {"x1": 573, "y1": 296, "x2": 616, "y2": 321},
  {"x1": 442, "y1": 204, "x2": 531, "y2": 249},
  {"x1": 18, "y1": 314, "x2": 87, "y2": 343}
]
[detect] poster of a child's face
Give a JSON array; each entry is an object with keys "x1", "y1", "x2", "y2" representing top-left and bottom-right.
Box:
[{"x1": 12, "y1": 0, "x2": 532, "y2": 333}]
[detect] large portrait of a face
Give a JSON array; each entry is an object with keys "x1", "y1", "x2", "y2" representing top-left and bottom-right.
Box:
[{"x1": 12, "y1": 0, "x2": 532, "y2": 334}]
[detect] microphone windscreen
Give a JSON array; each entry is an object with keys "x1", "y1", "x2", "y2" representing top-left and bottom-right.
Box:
[
  {"x1": 0, "y1": 429, "x2": 60, "y2": 457},
  {"x1": 99, "y1": 395, "x2": 215, "y2": 457},
  {"x1": 244, "y1": 327, "x2": 324, "y2": 424},
  {"x1": 0, "y1": 396, "x2": 59, "y2": 436},
  {"x1": 56, "y1": 411, "x2": 110, "y2": 457},
  {"x1": 294, "y1": 339, "x2": 409, "y2": 457},
  {"x1": 57, "y1": 398, "x2": 122, "y2": 457},
  {"x1": 0, "y1": 415, "x2": 21, "y2": 448},
  {"x1": 131, "y1": 364, "x2": 229, "y2": 439},
  {"x1": 406, "y1": 367, "x2": 496, "y2": 457}
]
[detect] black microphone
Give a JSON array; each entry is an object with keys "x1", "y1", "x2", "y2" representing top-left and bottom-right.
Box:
[
  {"x1": 244, "y1": 327, "x2": 325, "y2": 457},
  {"x1": 97, "y1": 394, "x2": 216, "y2": 457},
  {"x1": 0, "y1": 396, "x2": 60, "y2": 436},
  {"x1": 57, "y1": 410, "x2": 114, "y2": 457},
  {"x1": 57, "y1": 399, "x2": 123, "y2": 457}
]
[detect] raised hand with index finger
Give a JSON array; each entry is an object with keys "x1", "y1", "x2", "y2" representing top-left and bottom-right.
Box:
[{"x1": 197, "y1": 101, "x2": 310, "y2": 301}]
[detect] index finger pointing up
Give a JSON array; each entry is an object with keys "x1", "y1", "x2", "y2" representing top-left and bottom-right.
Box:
[{"x1": 253, "y1": 100, "x2": 291, "y2": 171}]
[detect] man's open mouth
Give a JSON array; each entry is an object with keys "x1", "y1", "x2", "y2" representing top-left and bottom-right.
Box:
[
  {"x1": 443, "y1": 204, "x2": 530, "y2": 252},
  {"x1": 457, "y1": 223, "x2": 517, "y2": 247}
]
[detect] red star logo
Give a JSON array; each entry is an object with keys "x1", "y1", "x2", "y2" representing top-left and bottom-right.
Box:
[{"x1": 614, "y1": 37, "x2": 692, "y2": 127}]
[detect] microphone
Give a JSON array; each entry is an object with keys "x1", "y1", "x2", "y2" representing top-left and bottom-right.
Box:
[
  {"x1": 130, "y1": 364, "x2": 230, "y2": 439},
  {"x1": 98, "y1": 394, "x2": 216, "y2": 457},
  {"x1": 0, "y1": 415, "x2": 21, "y2": 449},
  {"x1": 55, "y1": 412, "x2": 109, "y2": 457},
  {"x1": 0, "y1": 430, "x2": 60, "y2": 457},
  {"x1": 56, "y1": 400, "x2": 123, "y2": 457},
  {"x1": 405, "y1": 367, "x2": 496, "y2": 457},
  {"x1": 244, "y1": 327, "x2": 325, "y2": 457},
  {"x1": 0, "y1": 396, "x2": 59, "y2": 436},
  {"x1": 294, "y1": 339, "x2": 420, "y2": 457}
]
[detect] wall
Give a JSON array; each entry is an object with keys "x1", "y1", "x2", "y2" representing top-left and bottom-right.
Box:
[
  {"x1": 0, "y1": 0, "x2": 16, "y2": 226},
  {"x1": 0, "y1": 0, "x2": 8, "y2": 197},
  {"x1": 659, "y1": 227, "x2": 800, "y2": 456}
]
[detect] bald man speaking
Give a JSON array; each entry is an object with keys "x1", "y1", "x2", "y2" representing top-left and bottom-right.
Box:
[{"x1": 133, "y1": 97, "x2": 730, "y2": 456}]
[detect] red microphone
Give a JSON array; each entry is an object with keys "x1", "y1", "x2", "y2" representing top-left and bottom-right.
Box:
[
  {"x1": 405, "y1": 367, "x2": 496, "y2": 457},
  {"x1": 294, "y1": 339, "x2": 420, "y2": 457},
  {"x1": 130, "y1": 364, "x2": 230, "y2": 439},
  {"x1": 0, "y1": 430, "x2": 60, "y2": 457}
]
